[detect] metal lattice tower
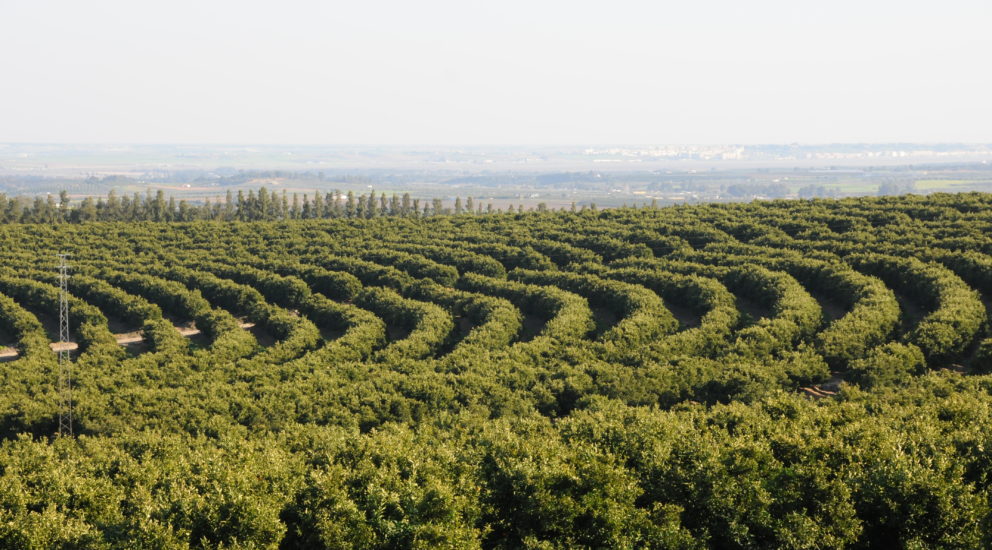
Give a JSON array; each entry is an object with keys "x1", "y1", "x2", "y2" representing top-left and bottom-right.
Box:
[{"x1": 56, "y1": 253, "x2": 73, "y2": 437}]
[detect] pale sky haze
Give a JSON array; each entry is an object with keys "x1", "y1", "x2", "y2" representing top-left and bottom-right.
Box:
[{"x1": 1, "y1": 0, "x2": 990, "y2": 145}]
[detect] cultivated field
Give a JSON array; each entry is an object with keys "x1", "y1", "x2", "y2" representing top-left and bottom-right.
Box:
[{"x1": 0, "y1": 193, "x2": 991, "y2": 547}]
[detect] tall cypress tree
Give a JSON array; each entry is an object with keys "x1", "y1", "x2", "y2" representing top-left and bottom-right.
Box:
[
  {"x1": 312, "y1": 191, "x2": 324, "y2": 219},
  {"x1": 367, "y1": 189, "x2": 377, "y2": 218},
  {"x1": 346, "y1": 191, "x2": 356, "y2": 218}
]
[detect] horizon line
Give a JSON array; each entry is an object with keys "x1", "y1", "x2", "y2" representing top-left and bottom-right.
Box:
[{"x1": 3, "y1": 141, "x2": 992, "y2": 148}]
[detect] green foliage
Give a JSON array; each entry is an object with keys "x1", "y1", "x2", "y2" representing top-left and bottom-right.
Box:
[
  {"x1": 849, "y1": 254, "x2": 986, "y2": 363},
  {"x1": 977, "y1": 339, "x2": 992, "y2": 374},
  {"x1": 0, "y1": 194, "x2": 988, "y2": 546},
  {"x1": 848, "y1": 343, "x2": 927, "y2": 389}
]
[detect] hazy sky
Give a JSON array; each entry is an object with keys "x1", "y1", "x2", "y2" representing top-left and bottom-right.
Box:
[{"x1": 2, "y1": 0, "x2": 990, "y2": 145}]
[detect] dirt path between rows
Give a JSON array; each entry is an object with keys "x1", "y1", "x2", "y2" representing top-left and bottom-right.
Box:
[{"x1": 1, "y1": 320, "x2": 263, "y2": 358}]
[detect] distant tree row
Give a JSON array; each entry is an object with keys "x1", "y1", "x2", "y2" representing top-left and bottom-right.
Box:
[{"x1": 0, "y1": 188, "x2": 603, "y2": 223}]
